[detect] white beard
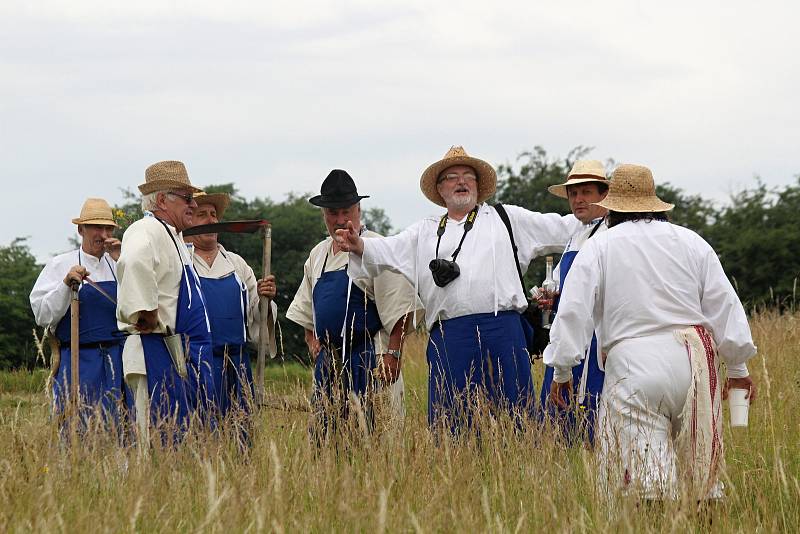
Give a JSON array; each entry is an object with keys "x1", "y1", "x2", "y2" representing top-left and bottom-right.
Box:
[{"x1": 446, "y1": 191, "x2": 478, "y2": 212}]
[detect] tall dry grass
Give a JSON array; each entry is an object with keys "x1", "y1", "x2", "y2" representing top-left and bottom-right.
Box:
[{"x1": 0, "y1": 312, "x2": 798, "y2": 532}]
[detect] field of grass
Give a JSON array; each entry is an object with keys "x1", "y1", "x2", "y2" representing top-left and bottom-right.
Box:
[{"x1": 1, "y1": 313, "x2": 798, "y2": 532}]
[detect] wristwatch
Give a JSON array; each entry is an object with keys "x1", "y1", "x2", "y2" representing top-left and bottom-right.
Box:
[{"x1": 386, "y1": 349, "x2": 402, "y2": 360}]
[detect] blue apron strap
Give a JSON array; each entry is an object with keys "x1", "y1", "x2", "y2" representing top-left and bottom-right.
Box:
[
  {"x1": 232, "y1": 269, "x2": 248, "y2": 341},
  {"x1": 105, "y1": 256, "x2": 117, "y2": 282}
]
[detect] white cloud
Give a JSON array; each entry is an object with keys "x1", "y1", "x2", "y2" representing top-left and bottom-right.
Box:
[{"x1": 1, "y1": 1, "x2": 798, "y2": 259}]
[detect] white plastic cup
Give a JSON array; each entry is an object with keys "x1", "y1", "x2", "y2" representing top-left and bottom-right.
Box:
[{"x1": 728, "y1": 388, "x2": 750, "y2": 427}]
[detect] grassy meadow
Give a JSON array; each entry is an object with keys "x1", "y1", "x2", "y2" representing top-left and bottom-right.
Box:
[{"x1": 0, "y1": 312, "x2": 798, "y2": 533}]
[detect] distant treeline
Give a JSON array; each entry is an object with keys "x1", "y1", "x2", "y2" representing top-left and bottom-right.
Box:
[{"x1": 2, "y1": 147, "x2": 798, "y2": 369}]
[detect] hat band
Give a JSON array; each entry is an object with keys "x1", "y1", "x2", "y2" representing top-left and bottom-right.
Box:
[{"x1": 318, "y1": 193, "x2": 363, "y2": 202}]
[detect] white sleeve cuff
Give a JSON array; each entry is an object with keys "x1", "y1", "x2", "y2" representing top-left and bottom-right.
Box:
[
  {"x1": 553, "y1": 366, "x2": 573, "y2": 384},
  {"x1": 726, "y1": 362, "x2": 749, "y2": 379}
]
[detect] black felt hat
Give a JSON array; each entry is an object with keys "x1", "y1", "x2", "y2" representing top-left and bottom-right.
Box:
[{"x1": 309, "y1": 169, "x2": 369, "y2": 208}]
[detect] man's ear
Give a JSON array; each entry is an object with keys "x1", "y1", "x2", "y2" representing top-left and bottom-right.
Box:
[
  {"x1": 77, "y1": 224, "x2": 84, "y2": 237},
  {"x1": 155, "y1": 191, "x2": 168, "y2": 210}
]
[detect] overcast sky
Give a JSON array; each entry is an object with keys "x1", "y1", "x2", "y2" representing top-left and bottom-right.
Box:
[{"x1": 1, "y1": 0, "x2": 798, "y2": 262}]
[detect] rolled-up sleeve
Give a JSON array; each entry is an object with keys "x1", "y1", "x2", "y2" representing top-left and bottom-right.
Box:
[
  {"x1": 116, "y1": 225, "x2": 159, "y2": 326},
  {"x1": 372, "y1": 270, "x2": 424, "y2": 336},
  {"x1": 286, "y1": 256, "x2": 315, "y2": 332}
]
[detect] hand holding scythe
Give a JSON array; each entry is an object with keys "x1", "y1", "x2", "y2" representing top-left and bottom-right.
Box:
[
  {"x1": 63, "y1": 265, "x2": 89, "y2": 287},
  {"x1": 183, "y1": 219, "x2": 273, "y2": 405},
  {"x1": 257, "y1": 276, "x2": 276, "y2": 300}
]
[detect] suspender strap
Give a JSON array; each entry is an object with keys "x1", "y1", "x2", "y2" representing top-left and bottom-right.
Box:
[
  {"x1": 156, "y1": 217, "x2": 186, "y2": 262},
  {"x1": 493, "y1": 203, "x2": 527, "y2": 295},
  {"x1": 588, "y1": 219, "x2": 604, "y2": 239}
]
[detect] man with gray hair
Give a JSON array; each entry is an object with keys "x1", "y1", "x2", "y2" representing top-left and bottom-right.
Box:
[
  {"x1": 287, "y1": 170, "x2": 422, "y2": 439},
  {"x1": 116, "y1": 160, "x2": 213, "y2": 442},
  {"x1": 336, "y1": 147, "x2": 579, "y2": 431}
]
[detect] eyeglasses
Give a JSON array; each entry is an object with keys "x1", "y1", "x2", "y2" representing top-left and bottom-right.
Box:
[
  {"x1": 167, "y1": 191, "x2": 195, "y2": 204},
  {"x1": 438, "y1": 173, "x2": 477, "y2": 184}
]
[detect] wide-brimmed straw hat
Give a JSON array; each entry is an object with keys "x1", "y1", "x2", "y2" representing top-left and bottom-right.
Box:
[
  {"x1": 309, "y1": 169, "x2": 369, "y2": 208},
  {"x1": 547, "y1": 160, "x2": 609, "y2": 199},
  {"x1": 138, "y1": 160, "x2": 202, "y2": 195},
  {"x1": 594, "y1": 164, "x2": 674, "y2": 213},
  {"x1": 420, "y1": 146, "x2": 497, "y2": 207},
  {"x1": 71, "y1": 198, "x2": 118, "y2": 227},
  {"x1": 193, "y1": 192, "x2": 231, "y2": 219}
]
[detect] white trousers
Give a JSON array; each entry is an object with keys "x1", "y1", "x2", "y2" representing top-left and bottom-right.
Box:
[
  {"x1": 126, "y1": 373, "x2": 150, "y2": 444},
  {"x1": 597, "y1": 331, "x2": 722, "y2": 499}
]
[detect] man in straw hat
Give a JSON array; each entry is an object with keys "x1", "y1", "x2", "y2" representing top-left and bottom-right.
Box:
[
  {"x1": 537, "y1": 160, "x2": 609, "y2": 443},
  {"x1": 116, "y1": 160, "x2": 213, "y2": 441},
  {"x1": 30, "y1": 198, "x2": 126, "y2": 426},
  {"x1": 545, "y1": 164, "x2": 757, "y2": 499},
  {"x1": 185, "y1": 191, "x2": 278, "y2": 423},
  {"x1": 336, "y1": 147, "x2": 579, "y2": 430},
  {"x1": 287, "y1": 169, "x2": 423, "y2": 439}
]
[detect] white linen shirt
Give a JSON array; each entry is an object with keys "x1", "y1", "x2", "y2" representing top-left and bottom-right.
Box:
[
  {"x1": 116, "y1": 213, "x2": 207, "y2": 377},
  {"x1": 189, "y1": 243, "x2": 278, "y2": 356},
  {"x1": 544, "y1": 220, "x2": 756, "y2": 382},
  {"x1": 551, "y1": 218, "x2": 607, "y2": 287},
  {"x1": 30, "y1": 248, "x2": 118, "y2": 331},
  {"x1": 286, "y1": 230, "x2": 424, "y2": 353},
  {"x1": 349, "y1": 203, "x2": 580, "y2": 330}
]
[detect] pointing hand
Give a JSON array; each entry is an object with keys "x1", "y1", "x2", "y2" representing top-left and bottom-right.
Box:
[{"x1": 334, "y1": 221, "x2": 364, "y2": 256}]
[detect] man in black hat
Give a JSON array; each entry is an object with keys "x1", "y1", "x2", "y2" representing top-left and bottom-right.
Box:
[{"x1": 286, "y1": 170, "x2": 423, "y2": 438}]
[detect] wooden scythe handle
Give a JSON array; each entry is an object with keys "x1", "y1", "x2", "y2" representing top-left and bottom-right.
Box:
[{"x1": 256, "y1": 224, "x2": 272, "y2": 405}]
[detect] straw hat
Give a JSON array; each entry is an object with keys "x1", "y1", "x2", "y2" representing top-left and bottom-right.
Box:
[
  {"x1": 420, "y1": 146, "x2": 497, "y2": 207},
  {"x1": 594, "y1": 164, "x2": 674, "y2": 213},
  {"x1": 71, "y1": 198, "x2": 118, "y2": 227},
  {"x1": 138, "y1": 160, "x2": 202, "y2": 195},
  {"x1": 193, "y1": 192, "x2": 231, "y2": 219},
  {"x1": 547, "y1": 160, "x2": 609, "y2": 199}
]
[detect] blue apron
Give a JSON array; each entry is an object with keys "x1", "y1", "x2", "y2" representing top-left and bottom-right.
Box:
[
  {"x1": 53, "y1": 252, "x2": 126, "y2": 426},
  {"x1": 539, "y1": 248, "x2": 605, "y2": 443},
  {"x1": 427, "y1": 311, "x2": 533, "y2": 430},
  {"x1": 198, "y1": 265, "x2": 253, "y2": 418},
  {"x1": 311, "y1": 251, "x2": 382, "y2": 431},
  {"x1": 140, "y1": 219, "x2": 213, "y2": 436}
]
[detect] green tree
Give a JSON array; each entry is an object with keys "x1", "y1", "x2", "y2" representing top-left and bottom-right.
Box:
[
  {"x1": 494, "y1": 146, "x2": 599, "y2": 215},
  {"x1": 112, "y1": 188, "x2": 144, "y2": 236},
  {"x1": 0, "y1": 239, "x2": 41, "y2": 369},
  {"x1": 707, "y1": 178, "x2": 800, "y2": 307},
  {"x1": 656, "y1": 183, "x2": 718, "y2": 237},
  {"x1": 362, "y1": 207, "x2": 393, "y2": 235}
]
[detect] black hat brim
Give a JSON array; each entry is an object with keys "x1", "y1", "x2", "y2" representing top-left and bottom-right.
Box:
[{"x1": 308, "y1": 194, "x2": 369, "y2": 209}]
